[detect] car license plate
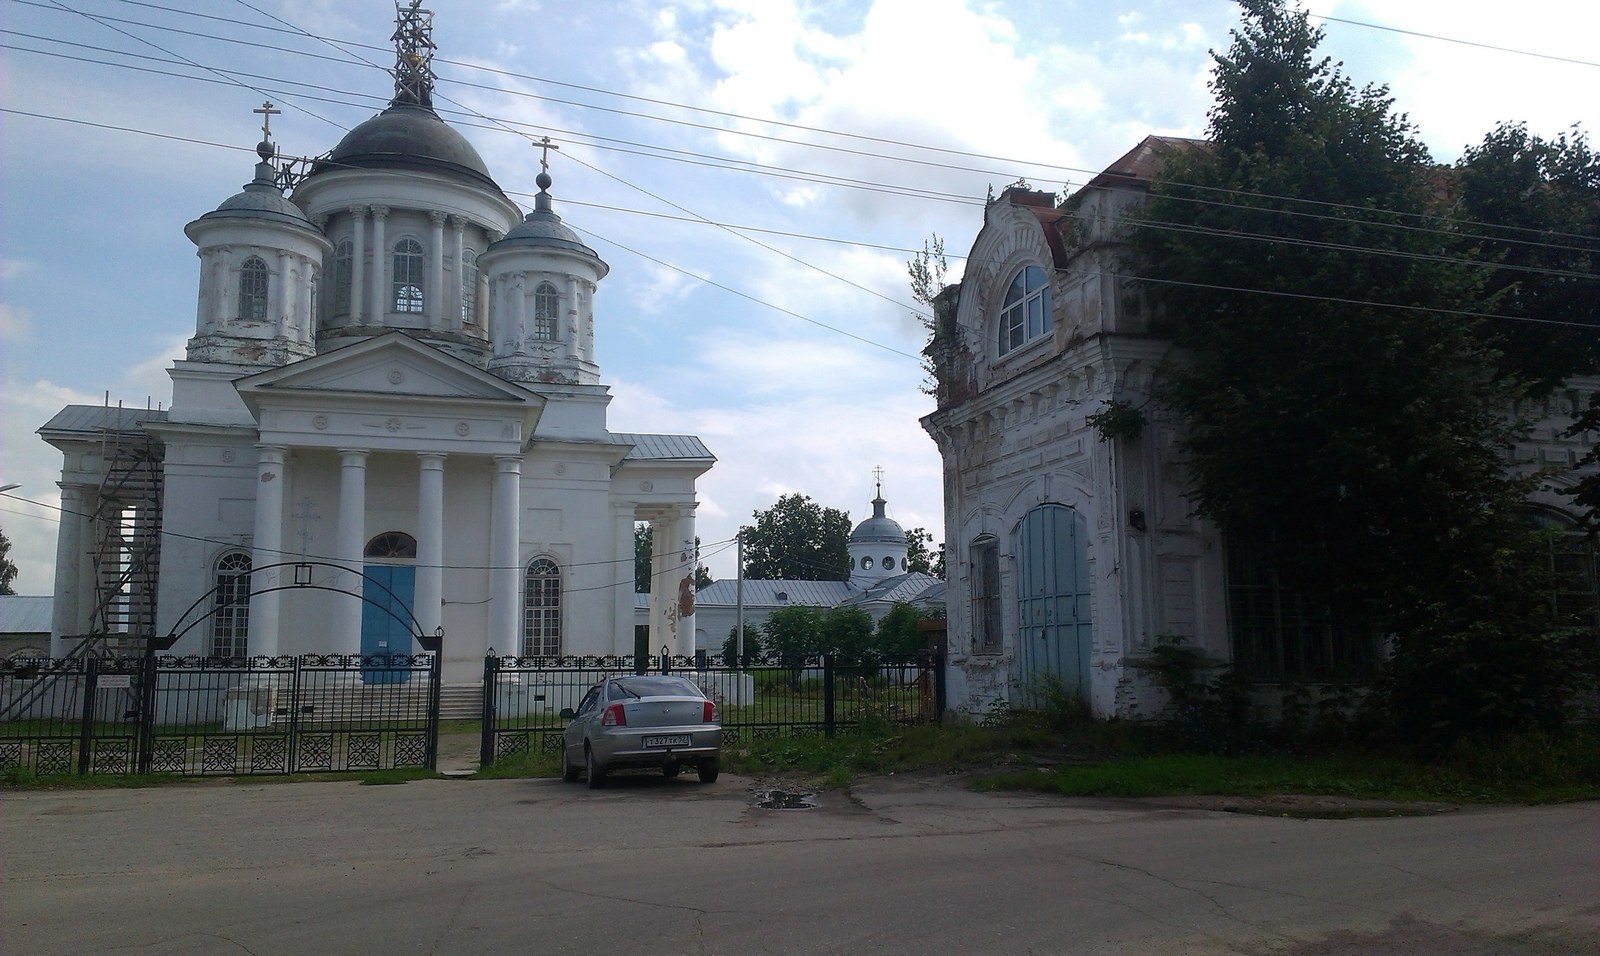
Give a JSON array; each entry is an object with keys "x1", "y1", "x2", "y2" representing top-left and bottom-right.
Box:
[{"x1": 643, "y1": 734, "x2": 691, "y2": 748}]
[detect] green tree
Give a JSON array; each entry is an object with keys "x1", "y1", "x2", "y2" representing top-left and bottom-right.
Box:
[
  {"x1": 762, "y1": 604, "x2": 823, "y2": 669},
  {"x1": 721, "y1": 622, "x2": 763, "y2": 663},
  {"x1": 904, "y1": 527, "x2": 944, "y2": 577},
  {"x1": 634, "y1": 524, "x2": 713, "y2": 592},
  {"x1": 0, "y1": 527, "x2": 17, "y2": 595},
  {"x1": 1570, "y1": 395, "x2": 1600, "y2": 529},
  {"x1": 743, "y1": 494, "x2": 851, "y2": 581},
  {"x1": 820, "y1": 606, "x2": 876, "y2": 668},
  {"x1": 875, "y1": 601, "x2": 928, "y2": 659},
  {"x1": 1453, "y1": 123, "x2": 1600, "y2": 391},
  {"x1": 1127, "y1": 0, "x2": 1589, "y2": 748},
  {"x1": 908, "y1": 235, "x2": 949, "y2": 395}
]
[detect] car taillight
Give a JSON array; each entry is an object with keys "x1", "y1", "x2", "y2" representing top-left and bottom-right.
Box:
[
  {"x1": 702, "y1": 700, "x2": 717, "y2": 722},
  {"x1": 601, "y1": 703, "x2": 626, "y2": 727}
]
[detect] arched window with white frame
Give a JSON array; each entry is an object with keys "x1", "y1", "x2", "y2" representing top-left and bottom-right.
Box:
[
  {"x1": 239, "y1": 256, "x2": 270, "y2": 322},
  {"x1": 533, "y1": 282, "x2": 560, "y2": 340},
  {"x1": 997, "y1": 264, "x2": 1050, "y2": 355},
  {"x1": 393, "y1": 238, "x2": 425, "y2": 313},
  {"x1": 460, "y1": 249, "x2": 479, "y2": 325},
  {"x1": 523, "y1": 557, "x2": 562, "y2": 657},
  {"x1": 212, "y1": 551, "x2": 252, "y2": 658}
]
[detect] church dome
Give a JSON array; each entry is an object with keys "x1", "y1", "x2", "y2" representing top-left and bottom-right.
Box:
[
  {"x1": 310, "y1": 104, "x2": 503, "y2": 193},
  {"x1": 849, "y1": 497, "x2": 906, "y2": 545},
  {"x1": 495, "y1": 187, "x2": 601, "y2": 258},
  {"x1": 191, "y1": 161, "x2": 316, "y2": 231}
]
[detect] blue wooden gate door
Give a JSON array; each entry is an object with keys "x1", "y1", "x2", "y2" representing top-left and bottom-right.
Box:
[
  {"x1": 361, "y1": 565, "x2": 416, "y2": 684},
  {"x1": 1015, "y1": 504, "x2": 1092, "y2": 703}
]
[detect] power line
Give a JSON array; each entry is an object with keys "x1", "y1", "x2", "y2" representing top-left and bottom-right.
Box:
[{"x1": 1309, "y1": 11, "x2": 1600, "y2": 69}]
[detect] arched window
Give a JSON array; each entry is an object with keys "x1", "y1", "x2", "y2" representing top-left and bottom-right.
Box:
[
  {"x1": 970, "y1": 536, "x2": 1000, "y2": 654},
  {"x1": 523, "y1": 557, "x2": 562, "y2": 657},
  {"x1": 460, "y1": 249, "x2": 479, "y2": 325},
  {"x1": 533, "y1": 282, "x2": 560, "y2": 340},
  {"x1": 998, "y1": 264, "x2": 1050, "y2": 355},
  {"x1": 212, "y1": 552, "x2": 252, "y2": 658},
  {"x1": 364, "y1": 532, "x2": 418, "y2": 560},
  {"x1": 393, "y1": 238, "x2": 425, "y2": 313},
  {"x1": 239, "y1": 256, "x2": 270, "y2": 322},
  {"x1": 332, "y1": 239, "x2": 353, "y2": 316}
]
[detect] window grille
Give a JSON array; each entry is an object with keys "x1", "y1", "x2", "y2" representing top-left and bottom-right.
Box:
[
  {"x1": 239, "y1": 257, "x2": 270, "y2": 322},
  {"x1": 533, "y1": 282, "x2": 559, "y2": 340},
  {"x1": 393, "y1": 238, "x2": 425, "y2": 314},
  {"x1": 971, "y1": 538, "x2": 1001, "y2": 654},
  {"x1": 364, "y1": 532, "x2": 418, "y2": 559},
  {"x1": 1226, "y1": 535, "x2": 1371, "y2": 681},
  {"x1": 212, "y1": 552, "x2": 252, "y2": 658},
  {"x1": 523, "y1": 557, "x2": 562, "y2": 656},
  {"x1": 460, "y1": 249, "x2": 478, "y2": 325}
]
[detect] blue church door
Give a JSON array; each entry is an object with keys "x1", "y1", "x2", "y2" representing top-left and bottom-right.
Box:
[
  {"x1": 1015, "y1": 504, "x2": 1092, "y2": 703},
  {"x1": 361, "y1": 565, "x2": 415, "y2": 684}
]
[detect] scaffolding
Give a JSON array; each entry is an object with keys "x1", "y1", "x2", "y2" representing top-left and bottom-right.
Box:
[{"x1": 84, "y1": 406, "x2": 165, "y2": 658}]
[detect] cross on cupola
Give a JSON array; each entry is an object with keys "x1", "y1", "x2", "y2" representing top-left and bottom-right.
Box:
[
  {"x1": 873, "y1": 465, "x2": 885, "y2": 498},
  {"x1": 536, "y1": 136, "x2": 560, "y2": 192},
  {"x1": 253, "y1": 100, "x2": 280, "y2": 162}
]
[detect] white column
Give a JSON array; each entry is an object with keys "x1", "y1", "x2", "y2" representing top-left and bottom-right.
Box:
[
  {"x1": 249, "y1": 446, "x2": 287, "y2": 658},
  {"x1": 650, "y1": 509, "x2": 677, "y2": 658},
  {"x1": 50, "y1": 484, "x2": 89, "y2": 656},
  {"x1": 336, "y1": 449, "x2": 369, "y2": 656},
  {"x1": 348, "y1": 206, "x2": 366, "y2": 324},
  {"x1": 301, "y1": 258, "x2": 317, "y2": 346},
  {"x1": 450, "y1": 218, "x2": 466, "y2": 331},
  {"x1": 565, "y1": 275, "x2": 581, "y2": 363},
  {"x1": 428, "y1": 211, "x2": 446, "y2": 330},
  {"x1": 369, "y1": 205, "x2": 389, "y2": 325},
  {"x1": 676, "y1": 506, "x2": 698, "y2": 656},
  {"x1": 273, "y1": 250, "x2": 289, "y2": 336},
  {"x1": 614, "y1": 510, "x2": 637, "y2": 657},
  {"x1": 489, "y1": 455, "x2": 522, "y2": 655},
  {"x1": 416, "y1": 453, "x2": 445, "y2": 642}
]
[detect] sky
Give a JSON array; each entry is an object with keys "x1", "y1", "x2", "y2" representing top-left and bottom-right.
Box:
[{"x1": 1, "y1": 0, "x2": 1597, "y2": 593}]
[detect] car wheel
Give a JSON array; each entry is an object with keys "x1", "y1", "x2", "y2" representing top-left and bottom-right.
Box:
[
  {"x1": 560, "y1": 745, "x2": 580, "y2": 783},
  {"x1": 585, "y1": 745, "x2": 607, "y2": 789},
  {"x1": 697, "y1": 760, "x2": 719, "y2": 784},
  {"x1": 662, "y1": 762, "x2": 682, "y2": 779}
]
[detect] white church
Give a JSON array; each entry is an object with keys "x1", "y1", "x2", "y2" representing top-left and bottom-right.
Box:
[{"x1": 38, "y1": 6, "x2": 712, "y2": 686}]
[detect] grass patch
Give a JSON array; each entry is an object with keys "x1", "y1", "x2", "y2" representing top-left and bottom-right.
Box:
[{"x1": 473, "y1": 747, "x2": 560, "y2": 779}]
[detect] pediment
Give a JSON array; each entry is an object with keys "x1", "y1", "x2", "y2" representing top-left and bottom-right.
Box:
[{"x1": 236, "y1": 333, "x2": 536, "y2": 405}]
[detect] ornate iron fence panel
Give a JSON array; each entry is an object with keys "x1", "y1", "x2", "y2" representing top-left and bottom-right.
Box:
[
  {"x1": 480, "y1": 651, "x2": 945, "y2": 767},
  {"x1": 0, "y1": 653, "x2": 440, "y2": 778}
]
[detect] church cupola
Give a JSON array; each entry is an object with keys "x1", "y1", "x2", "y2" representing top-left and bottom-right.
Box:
[
  {"x1": 848, "y1": 471, "x2": 909, "y2": 588},
  {"x1": 183, "y1": 104, "x2": 332, "y2": 368},
  {"x1": 479, "y1": 151, "x2": 610, "y2": 387},
  {"x1": 289, "y1": 0, "x2": 522, "y2": 367}
]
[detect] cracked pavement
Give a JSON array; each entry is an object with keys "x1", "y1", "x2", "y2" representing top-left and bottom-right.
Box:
[{"x1": 3, "y1": 772, "x2": 1595, "y2": 954}]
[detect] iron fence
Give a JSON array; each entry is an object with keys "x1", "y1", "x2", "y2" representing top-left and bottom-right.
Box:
[
  {"x1": 482, "y1": 651, "x2": 945, "y2": 765},
  {"x1": 0, "y1": 652, "x2": 440, "y2": 777}
]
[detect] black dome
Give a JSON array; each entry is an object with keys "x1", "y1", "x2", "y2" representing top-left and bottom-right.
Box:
[{"x1": 311, "y1": 104, "x2": 503, "y2": 193}]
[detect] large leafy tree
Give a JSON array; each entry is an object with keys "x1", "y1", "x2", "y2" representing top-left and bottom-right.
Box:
[
  {"x1": 1127, "y1": 0, "x2": 1591, "y2": 746},
  {"x1": 903, "y1": 527, "x2": 944, "y2": 577},
  {"x1": 742, "y1": 494, "x2": 851, "y2": 581},
  {"x1": 0, "y1": 527, "x2": 17, "y2": 595}
]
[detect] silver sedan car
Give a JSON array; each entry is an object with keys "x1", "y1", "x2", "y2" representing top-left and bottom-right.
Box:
[{"x1": 559, "y1": 674, "x2": 721, "y2": 787}]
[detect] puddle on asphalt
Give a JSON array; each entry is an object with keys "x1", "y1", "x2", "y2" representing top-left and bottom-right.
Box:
[{"x1": 754, "y1": 788, "x2": 818, "y2": 810}]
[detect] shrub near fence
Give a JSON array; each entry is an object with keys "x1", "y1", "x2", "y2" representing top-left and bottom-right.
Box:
[
  {"x1": 0, "y1": 653, "x2": 440, "y2": 778},
  {"x1": 482, "y1": 652, "x2": 945, "y2": 766}
]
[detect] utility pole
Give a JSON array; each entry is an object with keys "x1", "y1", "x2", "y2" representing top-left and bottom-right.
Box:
[{"x1": 735, "y1": 528, "x2": 745, "y2": 663}]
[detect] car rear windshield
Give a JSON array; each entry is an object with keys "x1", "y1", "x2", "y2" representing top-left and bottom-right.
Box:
[{"x1": 609, "y1": 676, "x2": 705, "y2": 699}]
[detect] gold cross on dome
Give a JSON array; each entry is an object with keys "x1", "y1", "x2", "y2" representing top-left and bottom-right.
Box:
[{"x1": 253, "y1": 101, "x2": 281, "y2": 141}]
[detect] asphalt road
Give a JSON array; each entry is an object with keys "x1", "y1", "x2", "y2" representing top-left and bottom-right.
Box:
[{"x1": 3, "y1": 772, "x2": 1596, "y2": 955}]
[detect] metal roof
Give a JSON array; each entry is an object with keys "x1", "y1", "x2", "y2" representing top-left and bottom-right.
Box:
[
  {"x1": 612, "y1": 433, "x2": 715, "y2": 462},
  {"x1": 38, "y1": 405, "x2": 167, "y2": 436},
  {"x1": 0, "y1": 596, "x2": 53, "y2": 635},
  {"x1": 695, "y1": 579, "x2": 856, "y2": 607},
  {"x1": 840, "y1": 572, "x2": 944, "y2": 607}
]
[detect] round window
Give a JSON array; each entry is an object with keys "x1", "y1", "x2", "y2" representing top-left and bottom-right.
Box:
[
  {"x1": 883, "y1": 556, "x2": 895, "y2": 570},
  {"x1": 849, "y1": 557, "x2": 857, "y2": 570},
  {"x1": 861, "y1": 557, "x2": 874, "y2": 570}
]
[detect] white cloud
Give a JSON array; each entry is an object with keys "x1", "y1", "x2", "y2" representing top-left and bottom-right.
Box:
[{"x1": 0, "y1": 304, "x2": 32, "y2": 341}]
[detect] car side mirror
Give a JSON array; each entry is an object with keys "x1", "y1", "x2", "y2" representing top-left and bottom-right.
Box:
[{"x1": 559, "y1": 708, "x2": 576, "y2": 720}]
